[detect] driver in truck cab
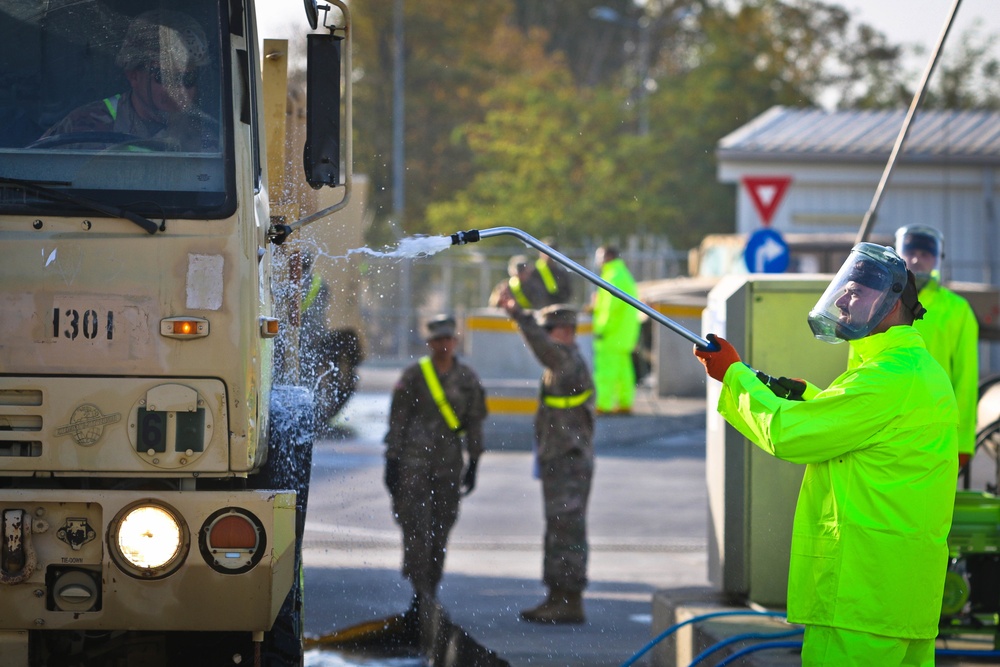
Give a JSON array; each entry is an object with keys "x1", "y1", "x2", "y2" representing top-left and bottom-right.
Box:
[{"x1": 39, "y1": 9, "x2": 217, "y2": 151}]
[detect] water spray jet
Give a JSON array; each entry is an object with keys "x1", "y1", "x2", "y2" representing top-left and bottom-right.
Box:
[{"x1": 450, "y1": 226, "x2": 716, "y2": 350}]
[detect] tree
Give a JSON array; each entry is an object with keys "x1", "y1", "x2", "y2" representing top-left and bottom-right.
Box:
[
  {"x1": 916, "y1": 22, "x2": 1000, "y2": 110},
  {"x1": 352, "y1": 0, "x2": 1000, "y2": 255},
  {"x1": 429, "y1": 0, "x2": 910, "y2": 248},
  {"x1": 425, "y1": 25, "x2": 658, "y2": 240},
  {"x1": 349, "y1": 0, "x2": 507, "y2": 245}
]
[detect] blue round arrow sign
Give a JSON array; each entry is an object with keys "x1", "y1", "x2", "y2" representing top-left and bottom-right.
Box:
[{"x1": 744, "y1": 228, "x2": 789, "y2": 273}]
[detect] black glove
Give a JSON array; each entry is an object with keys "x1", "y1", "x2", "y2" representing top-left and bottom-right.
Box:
[
  {"x1": 384, "y1": 457, "x2": 401, "y2": 496},
  {"x1": 461, "y1": 458, "x2": 479, "y2": 496},
  {"x1": 756, "y1": 371, "x2": 806, "y2": 401}
]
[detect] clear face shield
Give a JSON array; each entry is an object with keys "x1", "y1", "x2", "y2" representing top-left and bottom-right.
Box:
[
  {"x1": 895, "y1": 225, "x2": 943, "y2": 290},
  {"x1": 808, "y1": 243, "x2": 908, "y2": 343}
]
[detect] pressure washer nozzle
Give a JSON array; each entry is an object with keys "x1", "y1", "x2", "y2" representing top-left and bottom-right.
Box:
[{"x1": 450, "y1": 229, "x2": 481, "y2": 246}]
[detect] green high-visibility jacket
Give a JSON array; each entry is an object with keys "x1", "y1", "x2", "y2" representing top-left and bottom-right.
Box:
[
  {"x1": 593, "y1": 258, "x2": 640, "y2": 351},
  {"x1": 848, "y1": 278, "x2": 978, "y2": 455},
  {"x1": 717, "y1": 326, "x2": 958, "y2": 639},
  {"x1": 914, "y1": 279, "x2": 979, "y2": 456}
]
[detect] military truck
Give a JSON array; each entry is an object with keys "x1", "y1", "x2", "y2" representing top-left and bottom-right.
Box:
[
  {"x1": 270, "y1": 77, "x2": 369, "y2": 438},
  {"x1": 0, "y1": 0, "x2": 350, "y2": 664}
]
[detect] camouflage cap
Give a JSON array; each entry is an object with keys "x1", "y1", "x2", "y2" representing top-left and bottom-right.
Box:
[
  {"x1": 425, "y1": 314, "x2": 457, "y2": 341},
  {"x1": 536, "y1": 304, "x2": 577, "y2": 329},
  {"x1": 508, "y1": 254, "x2": 530, "y2": 277}
]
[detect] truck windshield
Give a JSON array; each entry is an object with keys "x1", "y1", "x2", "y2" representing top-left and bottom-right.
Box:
[{"x1": 0, "y1": 0, "x2": 233, "y2": 219}]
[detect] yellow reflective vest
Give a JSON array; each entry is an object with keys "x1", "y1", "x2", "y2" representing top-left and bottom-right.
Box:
[
  {"x1": 542, "y1": 389, "x2": 593, "y2": 409},
  {"x1": 534, "y1": 259, "x2": 559, "y2": 295},
  {"x1": 717, "y1": 326, "x2": 958, "y2": 639},
  {"x1": 507, "y1": 276, "x2": 532, "y2": 309},
  {"x1": 418, "y1": 356, "x2": 463, "y2": 433}
]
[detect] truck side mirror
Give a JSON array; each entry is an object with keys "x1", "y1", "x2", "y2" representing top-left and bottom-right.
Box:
[
  {"x1": 304, "y1": 32, "x2": 342, "y2": 189},
  {"x1": 303, "y1": 0, "x2": 319, "y2": 30}
]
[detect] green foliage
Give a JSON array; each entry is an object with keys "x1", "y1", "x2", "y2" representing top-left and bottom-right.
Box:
[
  {"x1": 350, "y1": 0, "x2": 999, "y2": 253},
  {"x1": 425, "y1": 25, "x2": 664, "y2": 241},
  {"x1": 350, "y1": 0, "x2": 507, "y2": 245}
]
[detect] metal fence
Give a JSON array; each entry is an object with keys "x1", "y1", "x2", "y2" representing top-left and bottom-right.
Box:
[{"x1": 358, "y1": 234, "x2": 685, "y2": 360}]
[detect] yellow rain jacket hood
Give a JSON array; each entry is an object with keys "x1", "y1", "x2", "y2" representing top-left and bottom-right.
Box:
[{"x1": 717, "y1": 325, "x2": 958, "y2": 639}]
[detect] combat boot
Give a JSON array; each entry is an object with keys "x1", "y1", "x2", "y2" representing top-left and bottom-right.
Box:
[{"x1": 519, "y1": 588, "x2": 585, "y2": 624}]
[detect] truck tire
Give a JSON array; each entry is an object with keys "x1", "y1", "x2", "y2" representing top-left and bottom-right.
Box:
[
  {"x1": 254, "y1": 385, "x2": 316, "y2": 665},
  {"x1": 312, "y1": 330, "x2": 363, "y2": 437}
]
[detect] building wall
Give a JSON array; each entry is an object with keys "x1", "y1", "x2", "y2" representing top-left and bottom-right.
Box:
[
  {"x1": 718, "y1": 160, "x2": 1000, "y2": 373},
  {"x1": 719, "y1": 160, "x2": 1000, "y2": 284}
]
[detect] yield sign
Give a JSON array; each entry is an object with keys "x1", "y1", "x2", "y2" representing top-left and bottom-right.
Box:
[{"x1": 742, "y1": 176, "x2": 792, "y2": 227}]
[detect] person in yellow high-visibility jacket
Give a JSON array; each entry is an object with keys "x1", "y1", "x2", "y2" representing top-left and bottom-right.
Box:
[
  {"x1": 694, "y1": 244, "x2": 958, "y2": 666},
  {"x1": 895, "y1": 225, "x2": 978, "y2": 467},
  {"x1": 849, "y1": 226, "x2": 978, "y2": 466},
  {"x1": 592, "y1": 246, "x2": 642, "y2": 415}
]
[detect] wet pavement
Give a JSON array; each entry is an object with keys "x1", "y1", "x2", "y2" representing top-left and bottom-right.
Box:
[
  {"x1": 301, "y1": 361, "x2": 1000, "y2": 666},
  {"x1": 302, "y1": 361, "x2": 710, "y2": 666}
]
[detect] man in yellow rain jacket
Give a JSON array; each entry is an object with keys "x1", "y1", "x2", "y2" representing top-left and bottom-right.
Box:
[
  {"x1": 895, "y1": 225, "x2": 978, "y2": 467},
  {"x1": 694, "y1": 244, "x2": 958, "y2": 666},
  {"x1": 592, "y1": 246, "x2": 642, "y2": 415}
]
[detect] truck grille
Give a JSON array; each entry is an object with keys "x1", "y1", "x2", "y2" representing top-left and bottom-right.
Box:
[{"x1": 0, "y1": 389, "x2": 43, "y2": 457}]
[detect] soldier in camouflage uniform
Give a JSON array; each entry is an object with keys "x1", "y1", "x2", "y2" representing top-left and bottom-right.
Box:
[
  {"x1": 383, "y1": 315, "x2": 488, "y2": 604},
  {"x1": 490, "y1": 245, "x2": 573, "y2": 310},
  {"x1": 524, "y1": 239, "x2": 573, "y2": 307},
  {"x1": 499, "y1": 292, "x2": 595, "y2": 624}
]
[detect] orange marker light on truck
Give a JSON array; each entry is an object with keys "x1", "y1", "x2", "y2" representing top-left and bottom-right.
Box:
[
  {"x1": 260, "y1": 317, "x2": 280, "y2": 338},
  {"x1": 160, "y1": 317, "x2": 209, "y2": 339}
]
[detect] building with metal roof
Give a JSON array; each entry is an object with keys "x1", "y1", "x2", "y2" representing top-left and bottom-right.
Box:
[
  {"x1": 716, "y1": 105, "x2": 1000, "y2": 286},
  {"x1": 718, "y1": 106, "x2": 1000, "y2": 165}
]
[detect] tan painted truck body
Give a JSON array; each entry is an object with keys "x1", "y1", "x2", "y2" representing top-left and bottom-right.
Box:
[{"x1": 0, "y1": 1, "x2": 349, "y2": 663}]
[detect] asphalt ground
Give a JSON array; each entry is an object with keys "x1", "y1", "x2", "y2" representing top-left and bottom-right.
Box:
[
  {"x1": 301, "y1": 361, "x2": 1000, "y2": 667},
  {"x1": 302, "y1": 361, "x2": 710, "y2": 667}
]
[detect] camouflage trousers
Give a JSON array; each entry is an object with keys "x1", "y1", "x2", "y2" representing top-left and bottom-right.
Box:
[
  {"x1": 539, "y1": 450, "x2": 594, "y2": 593},
  {"x1": 390, "y1": 465, "x2": 461, "y2": 596}
]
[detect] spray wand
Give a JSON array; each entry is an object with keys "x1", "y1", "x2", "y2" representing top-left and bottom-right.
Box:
[{"x1": 450, "y1": 227, "x2": 718, "y2": 351}]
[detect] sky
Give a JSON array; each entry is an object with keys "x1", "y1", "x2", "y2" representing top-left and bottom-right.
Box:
[
  {"x1": 253, "y1": 0, "x2": 1000, "y2": 90},
  {"x1": 841, "y1": 0, "x2": 999, "y2": 72}
]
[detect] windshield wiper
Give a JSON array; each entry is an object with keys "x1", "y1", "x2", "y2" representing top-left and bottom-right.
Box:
[{"x1": 0, "y1": 176, "x2": 160, "y2": 234}]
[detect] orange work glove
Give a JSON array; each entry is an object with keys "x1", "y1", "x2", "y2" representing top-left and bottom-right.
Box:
[{"x1": 694, "y1": 334, "x2": 741, "y2": 382}]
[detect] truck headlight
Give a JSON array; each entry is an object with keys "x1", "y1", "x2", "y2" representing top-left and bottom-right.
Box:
[{"x1": 109, "y1": 502, "x2": 189, "y2": 578}]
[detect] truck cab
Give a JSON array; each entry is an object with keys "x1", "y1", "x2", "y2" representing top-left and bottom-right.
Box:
[{"x1": 0, "y1": 0, "x2": 347, "y2": 664}]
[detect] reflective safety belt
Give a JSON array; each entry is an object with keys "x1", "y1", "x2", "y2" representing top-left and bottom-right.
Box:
[
  {"x1": 103, "y1": 94, "x2": 121, "y2": 120},
  {"x1": 542, "y1": 389, "x2": 593, "y2": 409},
  {"x1": 535, "y1": 259, "x2": 558, "y2": 295},
  {"x1": 508, "y1": 277, "x2": 532, "y2": 309},
  {"x1": 101, "y1": 94, "x2": 152, "y2": 153},
  {"x1": 418, "y1": 356, "x2": 464, "y2": 433},
  {"x1": 300, "y1": 273, "x2": 322, "y2": 314}
]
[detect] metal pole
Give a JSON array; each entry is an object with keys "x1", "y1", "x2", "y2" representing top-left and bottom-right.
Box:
[
  {"x1": 450, "y1": 227, "x2": 714, "y2": 349},
  {"x1": 392, "y1": 0, "x2": 405, "y2": 222},
  {"x1": 855, "y1": 0, "x2": 962, "y2": 244},
  {"x1": 637, "y1": 15, "x2": 651, "y2": 137},
  {"x1": 392, "y1": 0, "x2": 407, "y2": 358}
]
